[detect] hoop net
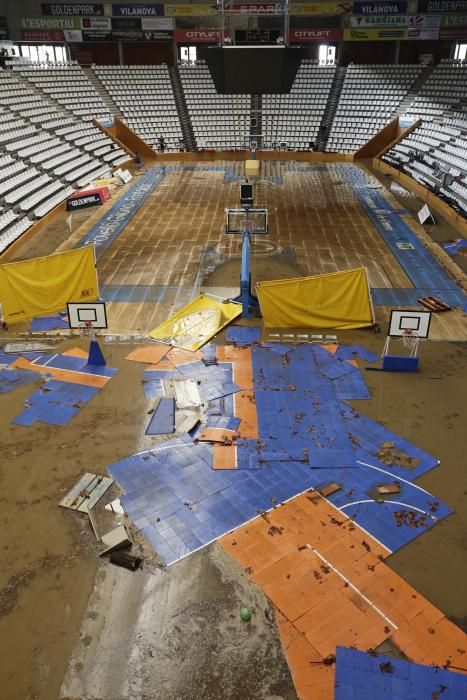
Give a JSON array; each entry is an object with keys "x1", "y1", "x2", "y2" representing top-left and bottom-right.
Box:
[
  {"x1": 402, "y1": 328, "x2": 418, "y2": 350},
  {"x1": 78, "y1": 320, "x2": 94, "y2": 339}
]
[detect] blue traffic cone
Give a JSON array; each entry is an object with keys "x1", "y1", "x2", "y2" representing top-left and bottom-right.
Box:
[{"x1": 87, "y1": 340, "x2": 106, "y2": 366}]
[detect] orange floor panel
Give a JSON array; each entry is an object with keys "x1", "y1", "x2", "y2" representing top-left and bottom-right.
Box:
[
  {"x1": 125, "y1": 343, "x2": 170, "y2": 365},
  {"x1": 150, "y1": 346, "x2": 204, "y2": 370},
  {"x1": 197, "y1": 427, "x2": 236, "y2": 444},
  {"x1": 212, "y1": 444, "x2": 237, "y2": 470},
  {"x1": 220, "y1": 492, "x2": 467, "y2": 698},
  {"x1": 11, "y1": 356, "x2": 109, "y2": 388},
  {"x1": 62, "y1": 347, "x2": 89, "y2": 359},
  {"x1": 216, "y1": 345, "x2": 258, "y2": 439}
]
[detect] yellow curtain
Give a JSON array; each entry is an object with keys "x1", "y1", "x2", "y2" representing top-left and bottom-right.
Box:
[
  {"x1": 0, "y1": 246, "x2": 98, "y2": 324},
  {"x1": 257, "y1": 267, "x2": 374, "y2": 329}
]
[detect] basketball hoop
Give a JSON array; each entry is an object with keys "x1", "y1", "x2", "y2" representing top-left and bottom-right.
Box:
[{"x1": 78, "y1": 320, "x2": 94, "y2": 339}]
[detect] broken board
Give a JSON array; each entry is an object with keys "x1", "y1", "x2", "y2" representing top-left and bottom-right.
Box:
[{"x1": 59, "y1": 473, "x2": 114, "y2": 513}]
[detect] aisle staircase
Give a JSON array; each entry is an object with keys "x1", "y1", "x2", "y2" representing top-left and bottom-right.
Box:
[
  {"x1": 83, "y1": 67, "x2": 122, "y2": 119},
  {"x1": 316, "y1": 66, "x2": 346, "y2": 152},
  {"x1": 250, "y1": 94, "x2": 262, "y2": 148},
  {"x1": 396, "y1": 64, "x2": 435, "y2": 118},
  {"x1": 169, "y1": 65, "x2": 196, "y2": 151}
]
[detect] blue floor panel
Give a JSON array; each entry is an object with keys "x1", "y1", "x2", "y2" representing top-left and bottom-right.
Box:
[
  {"x1": 146, "y1": 398, "x2": 175, "y2": 435},
  {"x1": 109, "y1": 336, "x2": 448, "y2": 564},
  {"x1": 29, "y1": 315, "x2": 69, "y2": 332},
  {"x1": 12, "y1": 378, "x2": 100, "y2": 426},
  {"x1": 334, "y1": 646, "x2": 467, "y2": 700},
  {"x1": 0, "y1": 368, "x2": 40, "y2": 394},
  {"x1": 226, "y1": 326, "x2": 261, "y2": 346}
]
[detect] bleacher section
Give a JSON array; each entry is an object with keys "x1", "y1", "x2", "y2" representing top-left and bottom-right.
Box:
[
  {"x1": 326, "y1": 64, "x2": 422, "y2": 154},
  {"x1": 261, "y1": 60, "x2": 335, "y2": 150},
  {"x1": 0, "y1": 67, "x2": 129, "y2": 254},
  {"x1": 93, "y1": 65, "x2": 183, "y2": 151},
  {"x1": 382, "y1": 113, "x2": 467, "y2": 216},
  {"x1": 179, "y1": 61, "x2": 250, "y2": 150},
  {"x1": 13, "y1": 63, "x2": 110, "y2": 121},
  {"x1": 405, "y1": 60, "x2": 467, "y2": 122}
]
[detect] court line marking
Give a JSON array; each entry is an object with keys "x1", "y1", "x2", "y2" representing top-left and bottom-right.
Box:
[
  {"x1": 356, "y1": 459, "x2": 433, "y2": 495},
  {"x1": 303, "y1": 543, "x2": 398, "y2": 629}
]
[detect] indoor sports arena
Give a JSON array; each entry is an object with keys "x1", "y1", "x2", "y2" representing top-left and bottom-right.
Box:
[{"x1": 0, "y1": 1, "x2": 466, "y2": 699}]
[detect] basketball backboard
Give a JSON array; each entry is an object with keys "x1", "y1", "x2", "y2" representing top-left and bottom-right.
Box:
[
  {"x1": 388, "y1": 310, "x2": 431, "y2": 338},
  {"x1": 225, "y1": 208, "x2": 268, "y2": 234},
  {"x1": 67, "y1": 302, "x2": 108, "y2": 329}
]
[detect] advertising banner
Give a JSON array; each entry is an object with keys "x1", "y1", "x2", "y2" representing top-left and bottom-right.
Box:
[
  {"x1": 344, "y1": 26, "x2": 406, "y2": 38},
  {"x1": 67, "y1": 192, "x2": 103, "y2": 210},
  {"x1": 164, "y1": 4, "x2": 218, "y2": 16},
  {"x1": 41, "y1": 3, "x2": 105, "y2": 15},
  {"x1": 112, "y1": 3, "x2": 163, "y2": 15},
  {"x1": 418, "y1": 0, "x2": 467, "y2": 11},
  {"x1": 349, "y1": 13, "x2": 440, "y2": 26},
  {"x1": 21, "y1": 29, "x2": 65, "y2": 41},
  {"x1": 407, "y1": 26, "x2": 439, "y2": 37},
  {"x1": 22, "y1": 16, "x2": 81, "y2": 29},
  {"x1": 112, "y1": 16, "x2": 142, "y2": 30},
  {"x1": 231, "y1": 3, "x2": 285, "y2": 13},
  {"x1": 236, "y1": 28, "x2": 281, "y2": 41},
  {"x1": 290, "y1": 3, "x2": 353, "y2": 15},
  {"x1": 0, "y1": 246, "x2": 99, "y2": 324},
  {"x1": 441, "y1": 13, "x2": 467, "y2": 23},
  {"x1": 174, "y1": 29, "x2": 227, "y2": 42},
  {"x1": 82, "y1": 28, "x2": 111, "y2": 40},
  {"x1": 353, "y1": 1, "x2": 407, "y2": 14},
  {"x1": 439, "y1": 24, "x2": 467, "y2": 36},
  {"x1": 64, "y1": 29, "x2": 84, "y2": 41},
  {"x1": 141, "y1": 17, "x2": 173, "y2": 29},
  {"x1": 81, "y1": 17, "x2": 112, "y2": 30},
  {"x1": 289, "y1": 27, "x2": 343, "y2": 40}
]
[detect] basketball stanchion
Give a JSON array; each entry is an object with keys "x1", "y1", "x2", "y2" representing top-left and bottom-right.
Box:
[
  {"x1": 67, "y1": 302, "x2": 108, "y2": 366},
  {"x1": 378, "y1": 309, "x2": 431, "y2": 372},
  {"x1": 225, "y1": 181, "x2": 268, "y2": 318}
]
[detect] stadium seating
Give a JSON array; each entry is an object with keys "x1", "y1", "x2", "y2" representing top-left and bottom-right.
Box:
[
  {"x1": 326, "y1": 64, "x2": 423, "y2": 153},
  {"x1": 179, "y1": 61, "x2": 250, "y2": 150},
  {"x1": 382, "y1": 113, "x2": 467, "y2": 215},
  {"x1": 93, "y1": 65, "x2": 183, "y2": 151},
  {"x1": 405, "y1": 60, "x2": 467, "y2": 122},
  {"x1": 262, "y1": 60, "x2": 335, "y2": 150},
  {"x1": 0, "y1": 67, "x2": 129, "y2": 254}
]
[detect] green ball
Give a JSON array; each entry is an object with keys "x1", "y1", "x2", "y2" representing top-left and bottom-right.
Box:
[{"x1": 240, "y1": 607, "x2": 251, "y2": 622}]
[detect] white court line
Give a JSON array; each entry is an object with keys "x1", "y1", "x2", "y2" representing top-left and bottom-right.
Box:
[
  {"x1": 304, "y1": 544, "x2": 398, "y2": 629},
  {"x1": 339, "y1": 499, "x2": 437, "y2": 520},
  {"x1": 356, "y1": 459, "x2": 433, "y2": 495}
]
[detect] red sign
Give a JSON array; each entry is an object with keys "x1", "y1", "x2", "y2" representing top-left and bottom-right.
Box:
[
  {"x1": 174, "y1": 29, "x2": 230, "y2": 42},
  {"x1": 439, "y1": 26, "x2": 467, "y2": 39},
  {"x1": 232, "y1": 3, "x2": 284, "y2": 12},
  {"x1": 21, "y1": 29, "x2": 65, "y2": 41},
  {"x1": 289, "y1": 28, "x2": 343, "y2": 41}
]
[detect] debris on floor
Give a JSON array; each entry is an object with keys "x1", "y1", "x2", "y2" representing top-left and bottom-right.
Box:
[
  {"x1": 377, "y1": 482, "x2": 401, "y2": 495},
  {"x1": 100, "y1": 525, "x2": 132, "y2": 555},
  {"x1": 376, "y1": 441, "x2": 422, "y2": 469},
  {"x1": 105, "y1": 498, "x2": 125, "y2": 514},
  {"x1": 4, "y1": 342, "x2": 56, "y2": 353},
  {"x1": 109, "y1": 551, "x2": 142, "y2": 571},
  {"x1": 318, "y1": 483, "x2": 341, "y2": 497},
  {"x1": 418, "y1": 295, "x2": 452, "y2": 312},
  {"x1": 59, "y1": 473, "x2": 114, "y2": 513}
]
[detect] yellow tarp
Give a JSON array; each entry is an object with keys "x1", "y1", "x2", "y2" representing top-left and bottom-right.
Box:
[
  {"x1": 0, "y1": 245, "x2": 98, "y2": 324},
  {"x1": 147, "y1": 294, "x2": 242, "y2": 351},
  {"x1": 256, "y1": 267, "x2": 374, "y2": 329}
]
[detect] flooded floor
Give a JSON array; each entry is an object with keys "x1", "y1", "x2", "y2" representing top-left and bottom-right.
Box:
[{"x1": 0, "y1": 160, "x2": 466, "y2": 700}]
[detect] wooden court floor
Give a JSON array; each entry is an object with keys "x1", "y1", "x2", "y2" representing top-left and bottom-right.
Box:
[{"x1": 6, "y1": 160, "x2": 466, "y2": 339}]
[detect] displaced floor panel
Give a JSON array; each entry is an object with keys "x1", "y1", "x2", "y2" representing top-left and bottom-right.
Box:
[
  {"x1": 146, "y1": 397, "x2": 175, "y2": 435},
  {"x1": 220, "y1": 493, "x2": 467, "y2": 700},
  {"x1": 147, "y1": 294, "x2": 241, "y2": 351},
  {"x1": 59, "y1": 473, "x2": 114, "y2": 513}
]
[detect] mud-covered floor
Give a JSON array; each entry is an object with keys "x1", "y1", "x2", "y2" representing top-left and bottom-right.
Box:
[{"x1": 0, "y1": 160, "x2": 466, "y2": 700}]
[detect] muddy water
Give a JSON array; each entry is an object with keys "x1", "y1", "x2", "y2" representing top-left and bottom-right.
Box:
[{"x1": 0, "y1": 342, "x2": 158, "y2": 700}]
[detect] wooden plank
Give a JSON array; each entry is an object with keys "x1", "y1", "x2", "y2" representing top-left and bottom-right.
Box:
[{"x1": 59, "y1": 473, "x2": 114, "y2": 512}]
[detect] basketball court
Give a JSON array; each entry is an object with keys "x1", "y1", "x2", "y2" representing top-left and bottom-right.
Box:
[{"x1": 1, "y1": 158, "x2": 466, "y2": 700}]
